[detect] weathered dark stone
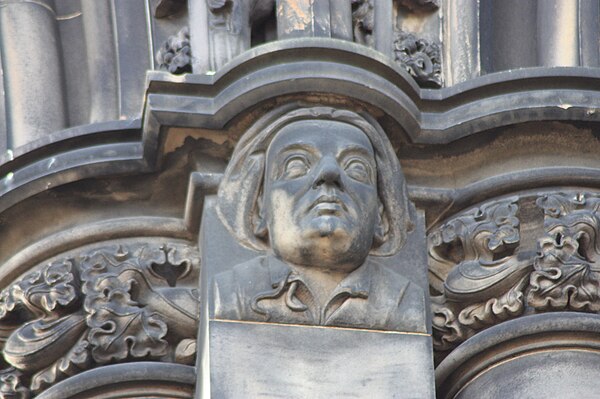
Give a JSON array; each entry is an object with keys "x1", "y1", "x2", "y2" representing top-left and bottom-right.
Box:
[
  {"x1": 208, "y1": 320, "x2": 435, "y2": 398},
  {"x1": 2, "y1": 0, "x2": 600, "y2": 397},
  {"x1": 211, "y1": 107, "x2": 425, "y2": 332},
  {"x1": 436, "y1": 313, "x2": 600, "y2": 398}
]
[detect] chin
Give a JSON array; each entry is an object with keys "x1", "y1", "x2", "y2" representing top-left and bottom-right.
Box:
[{"x1": 305, "y1": 216, "x2": 350, "y2": 238}]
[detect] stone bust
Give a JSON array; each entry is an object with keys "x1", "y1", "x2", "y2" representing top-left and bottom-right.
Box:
[{"x1": 213, "y1": 107, "x2": 425, "y2": 332}]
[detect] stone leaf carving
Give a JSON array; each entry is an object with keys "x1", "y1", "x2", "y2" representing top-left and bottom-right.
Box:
[
  {"x1": 0, "y1": 369, "x2": 28, "y2": 399},
  {"x1": 29, "y1": 337, "x2": 91, "y2": 393},
  {"x1": 393, "y1": 31, "x2": 442, "y2": 88},
  {"x1": 0, "y1": 241, "x2": 199, "y2": 396},
  {"x1": 0, "y1": 259, "x2": 78, "y2": 322},
  {"x1": 429, "y1": 198, "x2": 525, "y2": 299},
  {"x1": 431, "y1": 191, "x2": 600, "y2": 353},
  {"x1": 429, "y1": 198, "x2": 531, "y2": 351},
  {"x1": 529, "y1": 193, "x2": 600, "y2": 312},
  {"x1": 156, "y1": 27, "x2": 191, "y2": 74},
  {"x1": 432, "y1": 276, "x2": 527, "y2": 351}
]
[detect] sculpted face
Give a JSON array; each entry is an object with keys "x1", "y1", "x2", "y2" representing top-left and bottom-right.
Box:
[{"x1": 262, "y1": 120, "x2": 381, "y2": 272}]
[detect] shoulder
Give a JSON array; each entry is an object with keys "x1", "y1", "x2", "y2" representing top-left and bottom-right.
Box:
[
  {"x1": 211, "y1": 256, "x2": 273, "y2": 320},
  {"x1": 372, "y1": 261, "x2": 426, "y2": 305},
  {"x1": 368, "y1": 260, "x2": 412, "y2": 293},
  {"x1": 213, "y1": 256, "x2": 270, "y2": 287},
  {"x1": 368, "y1": 260, "x2": 427, "y2": 333}
]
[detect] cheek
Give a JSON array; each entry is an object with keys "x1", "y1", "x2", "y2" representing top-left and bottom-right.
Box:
[
  {"x1": 267, "y1": 189, "x2": 303, "y2": 249},
  {"x1": 347, "y1": 182, "x2": 379, "y2": 214},
  {"x1": 268, "y1": 178, "x2": 311, "y2": 206},
  {"x1": 268, "y1": 189, "x2": 294, "y2": 223},
  {"x1": 268, "y1": 189, "x2": 310, "y2": 258}
]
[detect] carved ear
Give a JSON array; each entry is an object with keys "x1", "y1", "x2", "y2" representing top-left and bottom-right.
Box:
[
  {"x1": 373, "y1": 201, "x2": 389, "y2": 248},
  {"x1": 252, "y1": 188, "x2": 268, "y2": 239}
]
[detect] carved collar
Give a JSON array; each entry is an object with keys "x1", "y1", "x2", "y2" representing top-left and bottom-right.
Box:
[{"x1": 265, "y1": 255, "x2": 372, "y2": 300}]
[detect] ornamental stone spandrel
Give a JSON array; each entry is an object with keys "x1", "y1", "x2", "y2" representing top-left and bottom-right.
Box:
[{"x1": 0, "y1": 239, "x2": 200, "y2": 398}]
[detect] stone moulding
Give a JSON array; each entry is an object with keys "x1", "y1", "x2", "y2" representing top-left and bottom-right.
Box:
[
  {"x1": 435, "y1": 312, "x2": 600, "y2": 399},
  {"x1": 36, "y1": 362, "x2": 195, "y2": 399},
  {"x1": 2, "y1": 40, "x2": 600, "y2": 221},
  {"x1": 142, "y1": 40, "x2": 600, "y2": 147}
]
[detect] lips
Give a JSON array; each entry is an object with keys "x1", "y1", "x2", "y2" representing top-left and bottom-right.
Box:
[{"x1": 309, "y1": 195, "x2": 348, "y2": 215}]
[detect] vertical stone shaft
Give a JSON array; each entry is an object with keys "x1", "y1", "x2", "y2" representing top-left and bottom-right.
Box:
[
  {"x1": 443, "y1": 0, "x2": 480, "y2": 86},
  {"x1": 81, "y1": 0, "x2": 119, "y2": 123},
  {"x1": 578, "y1": 0, "x2": 600, "y2": 67},
  {"x1": 373, "y1": 0, "x2": 393, "y2": 57},
  {"x1": 330, "y1": 0, "x2": 352, "y2": 40},
  {"x1": 190, "y1": 0, "x2": 251, "y2": 73},
  {"x1": 537, "y1": 0, "x2": 579, "y2": 66},
  {"x1": 0, "y1": 0, "x2": 67, "y2": 148},
  {"x1": 276, "y1": 0, "x2": 351, "y2": 40}
]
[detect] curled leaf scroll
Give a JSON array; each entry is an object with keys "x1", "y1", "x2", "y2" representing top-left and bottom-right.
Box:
[
  {"x1": 0, "y1": 240, "x2": 200, "y2": 397},
  {"x1": 431, "y1": 192, "x2": 600, "y2": 354}
]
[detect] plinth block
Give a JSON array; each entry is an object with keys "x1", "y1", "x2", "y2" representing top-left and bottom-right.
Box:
[{"x1": 206, "y1": 319, "x2": 434, "y2": 399}]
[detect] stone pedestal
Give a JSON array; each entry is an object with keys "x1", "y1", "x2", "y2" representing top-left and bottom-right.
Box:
[{"x1": 206, "y1": 320, "x2": 434, "y2": 398}]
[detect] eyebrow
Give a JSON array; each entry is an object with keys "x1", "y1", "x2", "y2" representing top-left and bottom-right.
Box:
[
  {"x1": 337, "y1": 145, "x2": 375, "y2": 161},
  {"x1": 277, "y1": 143, "x2": 319, "y2": 155}
]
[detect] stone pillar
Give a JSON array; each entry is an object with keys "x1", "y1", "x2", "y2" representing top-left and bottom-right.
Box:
[
  {"x1": 0, "y1": 0, "x2": 67, "y2": 148},
  {"x1": 81, "y1": 0, "x2": 119, "y2": 123},
  {"x1": 374, "y1": 0, "x2": 393, "y2": 57},
  {"x1": 537, "y1": 0, "x2": 579, "y2": 66}
]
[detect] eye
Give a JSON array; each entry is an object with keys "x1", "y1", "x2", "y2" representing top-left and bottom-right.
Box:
[
  {"x1": 282, "y1": 155, "x2": 310, "y2": 179},
  {"x1": 344, "y1": 158, "x2": 372, "y2": 183}
]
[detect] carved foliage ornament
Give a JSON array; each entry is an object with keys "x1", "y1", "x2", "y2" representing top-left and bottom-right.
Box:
[
  {"x1": 393, "y1": 31, "x2": 442, "y2": 88},
  {"x1": 429, "y1": 198, "x2": 527, "y2": 350},
  {"x1": 156, "y1": 27, "x2": 192, "y2": 74},
  {"x1": 529, "y1": 193, "x2": 600, "y2": 312},
  {"x1": 351, "y1": 1, "x2": 442, "y2": 87},
  {"x1": 0, "y1": 241, "x2": 199, "y2": 397},
  {"x1": 430, "y1": 192, "x2": 600, "y2": 352}
]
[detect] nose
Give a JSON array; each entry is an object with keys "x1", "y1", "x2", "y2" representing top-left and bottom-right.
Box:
[{"x1": 312, "y1": 156, "x2": 343, "y2": 190}]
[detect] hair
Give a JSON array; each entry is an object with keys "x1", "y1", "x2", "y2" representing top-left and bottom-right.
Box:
[{"x1": 216, "y1": 106, "x2": 412, "y2": 256}]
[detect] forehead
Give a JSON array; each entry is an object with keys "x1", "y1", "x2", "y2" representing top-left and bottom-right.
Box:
[{"x1": 266, "y1": 120, "x2": 374, "y2": 156}]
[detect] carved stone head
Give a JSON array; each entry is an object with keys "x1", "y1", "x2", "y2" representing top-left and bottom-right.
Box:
[{"x1": 217, "y1": 106, "x2": 412, "y2": 267}]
